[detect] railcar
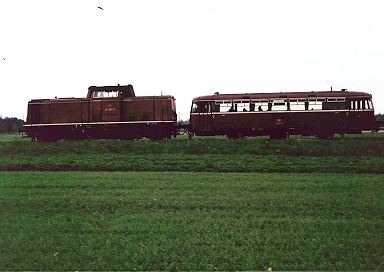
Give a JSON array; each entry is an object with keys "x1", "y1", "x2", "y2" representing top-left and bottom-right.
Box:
[
  {"x1": 23, "y1": 84, "x2": 178, "y2": 141},
  {"x1": 189, "y1": 89, "x2": 380, "y2": 139}
]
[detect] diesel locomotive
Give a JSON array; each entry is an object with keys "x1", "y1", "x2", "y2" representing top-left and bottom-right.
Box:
[{"x1": 22, "y1": 84, "x2": 177, "y2": 141}]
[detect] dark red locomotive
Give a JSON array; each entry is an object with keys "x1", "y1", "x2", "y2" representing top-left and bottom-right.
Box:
[
  {"x1": 23, "y1": 84, "x2": 177, "y2": 141},
  {"x1": 189, "y1": 89, "x2": 380, "y2": 139}
]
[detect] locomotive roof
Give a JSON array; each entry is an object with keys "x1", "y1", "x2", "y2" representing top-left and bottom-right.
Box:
[
  {"x1": 88, "y1": 84, "x2": 134, "y2": 92},
  {"x1": 192, "y1": 90, "x2": 372, "y2": 101}
]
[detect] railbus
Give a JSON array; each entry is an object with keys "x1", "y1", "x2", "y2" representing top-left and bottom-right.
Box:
[
  {"x1": 189, "y1": 89, "x2": 380, "y2": 139},
  {"x1": 22, "y1": 84, "x2": 178, "y2": 141}
]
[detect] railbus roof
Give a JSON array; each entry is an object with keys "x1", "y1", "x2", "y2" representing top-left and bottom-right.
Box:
[{"x1": 192, "y1": 90, "x2": 372, "y2": 101}]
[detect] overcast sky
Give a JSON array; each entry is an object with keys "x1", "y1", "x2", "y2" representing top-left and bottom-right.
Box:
[{"x1": 1, "y1": 0, "x2": 383, "y2": 121}]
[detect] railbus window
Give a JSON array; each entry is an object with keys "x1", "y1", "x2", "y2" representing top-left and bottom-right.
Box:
[
  {"x1": 234, "y1": 100, "x2": 250, "y2": 112},
  {"x1": 202, "y1": 102, "x2": 211, "y2": 113},
  {"x1": 271, "y1": 99, "x2": 286, "y2": 111},
  {"x1": 322, "y1": 98, "x2": 346, "y2": 110},
  {"x1": 308, "y1": 98, "x2": 323, "y2": 110},
  {"x1": 362, "y1": 100, "x2": 366, "y2": 109},
  {"x1": 350, "y1": 99, "x2": 363, "y2": 110},
  {"x1": 215, "y1": 101, "x2": 233, "y2": 112},
  {"x1": 289, "y1": 99, "x2": 306, "y2": 111},
  {"x1": 251, "y1": 100, "x2": 269, "y2": 111}
]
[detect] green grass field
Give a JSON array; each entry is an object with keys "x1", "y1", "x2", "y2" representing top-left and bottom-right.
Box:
[
  {"x1": 1, "y1": 171, "x2": 383, "y2": 271},
  {"x1": 1, "y1": 132, "x2": 384, "y2": 173},
  {"x1": 1, "y1": 133, "x2": 384, "y2": 270}
]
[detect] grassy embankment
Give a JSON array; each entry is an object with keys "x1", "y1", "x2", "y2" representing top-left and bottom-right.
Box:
[
  {"x1": 1, "y1": 171, "x2": 383, "y2": 271},
  {"x1": 0, "y1": 132, "x2": 383, "y2": 173}
]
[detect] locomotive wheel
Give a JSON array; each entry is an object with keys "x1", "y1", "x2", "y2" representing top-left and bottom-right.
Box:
[
  {"x1": 227, "y1": 131, "x2": 243, "y2": 139},
  {"x1": 149, "y1": 134, "x2": 163, "y2": 140},
  {"x1": 39, "y1": 134, "x2": 59, "y2": 142},
  {"x1": 315, "y1": 131, "x2": 334, "y2": 139},
  {"x1": 269, "y1": 131, "x2": 287, "y2": 139},
  {"x1": 37, "y1": 128, "x2": 59, "y2": 142}
]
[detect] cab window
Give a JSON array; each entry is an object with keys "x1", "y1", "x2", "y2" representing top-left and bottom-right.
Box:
[{"x1": 93, "y1": 91, "x2": 119, "y2": 98}]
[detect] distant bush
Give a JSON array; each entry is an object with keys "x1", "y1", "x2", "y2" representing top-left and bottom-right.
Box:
[
  {"x1": 0, "y1": 116, "x2": 24, "y2": 133},
  {"x1": 376, "y1": 114, "x2": 384, "y2": 121}
]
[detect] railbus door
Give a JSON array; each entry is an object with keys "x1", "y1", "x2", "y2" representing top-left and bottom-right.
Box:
[
  {"x1": 199, "y1": 101, "x2": 213, "y2": 131},
  {"x1": 348, "y1": 99, "x2": 358, "y2": 129}
]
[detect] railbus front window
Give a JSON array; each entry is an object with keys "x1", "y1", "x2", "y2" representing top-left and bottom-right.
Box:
[
  {"x1": 191, "y1": 102, "x2": 199, "y2": 113},
  {"x1": 366, "y1": 99, "x2": 374, "y2": 109},
  {"x1": 191, "y1": 101, "x2": 211, "y2": 113},
  {"x1": 350, "y1": 99, "x2": 365, "y2": 110}
]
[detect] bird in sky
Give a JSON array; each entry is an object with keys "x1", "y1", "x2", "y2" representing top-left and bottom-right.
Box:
[{"x1": 98, "y1": 6, "x2": 104, "y2": 10}]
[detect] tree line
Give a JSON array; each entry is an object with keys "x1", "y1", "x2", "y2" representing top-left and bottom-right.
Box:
[
  {"x1": 376, "y1": 114, "x2": 384, "y2": 122},
  {"x1": 0, "y1": 117, "x2": 25, "y2": 133}
]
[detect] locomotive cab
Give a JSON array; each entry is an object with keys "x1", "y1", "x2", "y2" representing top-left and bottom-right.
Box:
[{"x1": 87, "y1": 84, "x2": 135, "y2": 99}]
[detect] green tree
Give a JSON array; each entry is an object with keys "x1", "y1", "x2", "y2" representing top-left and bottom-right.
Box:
[{"x1": 0, "y1": 117, "x2": 24, "y2": 133}]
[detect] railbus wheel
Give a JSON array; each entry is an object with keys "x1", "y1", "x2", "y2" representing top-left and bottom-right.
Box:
[
  {"x1": 269, "y1": 131, "x2": 287, "y2": 139},
  {"x1": 315, "y1": 130, "x2": 334, "y2": 139},
  {"x1": 227, "y1": 130, "x2": 243, "y2": 139}
]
